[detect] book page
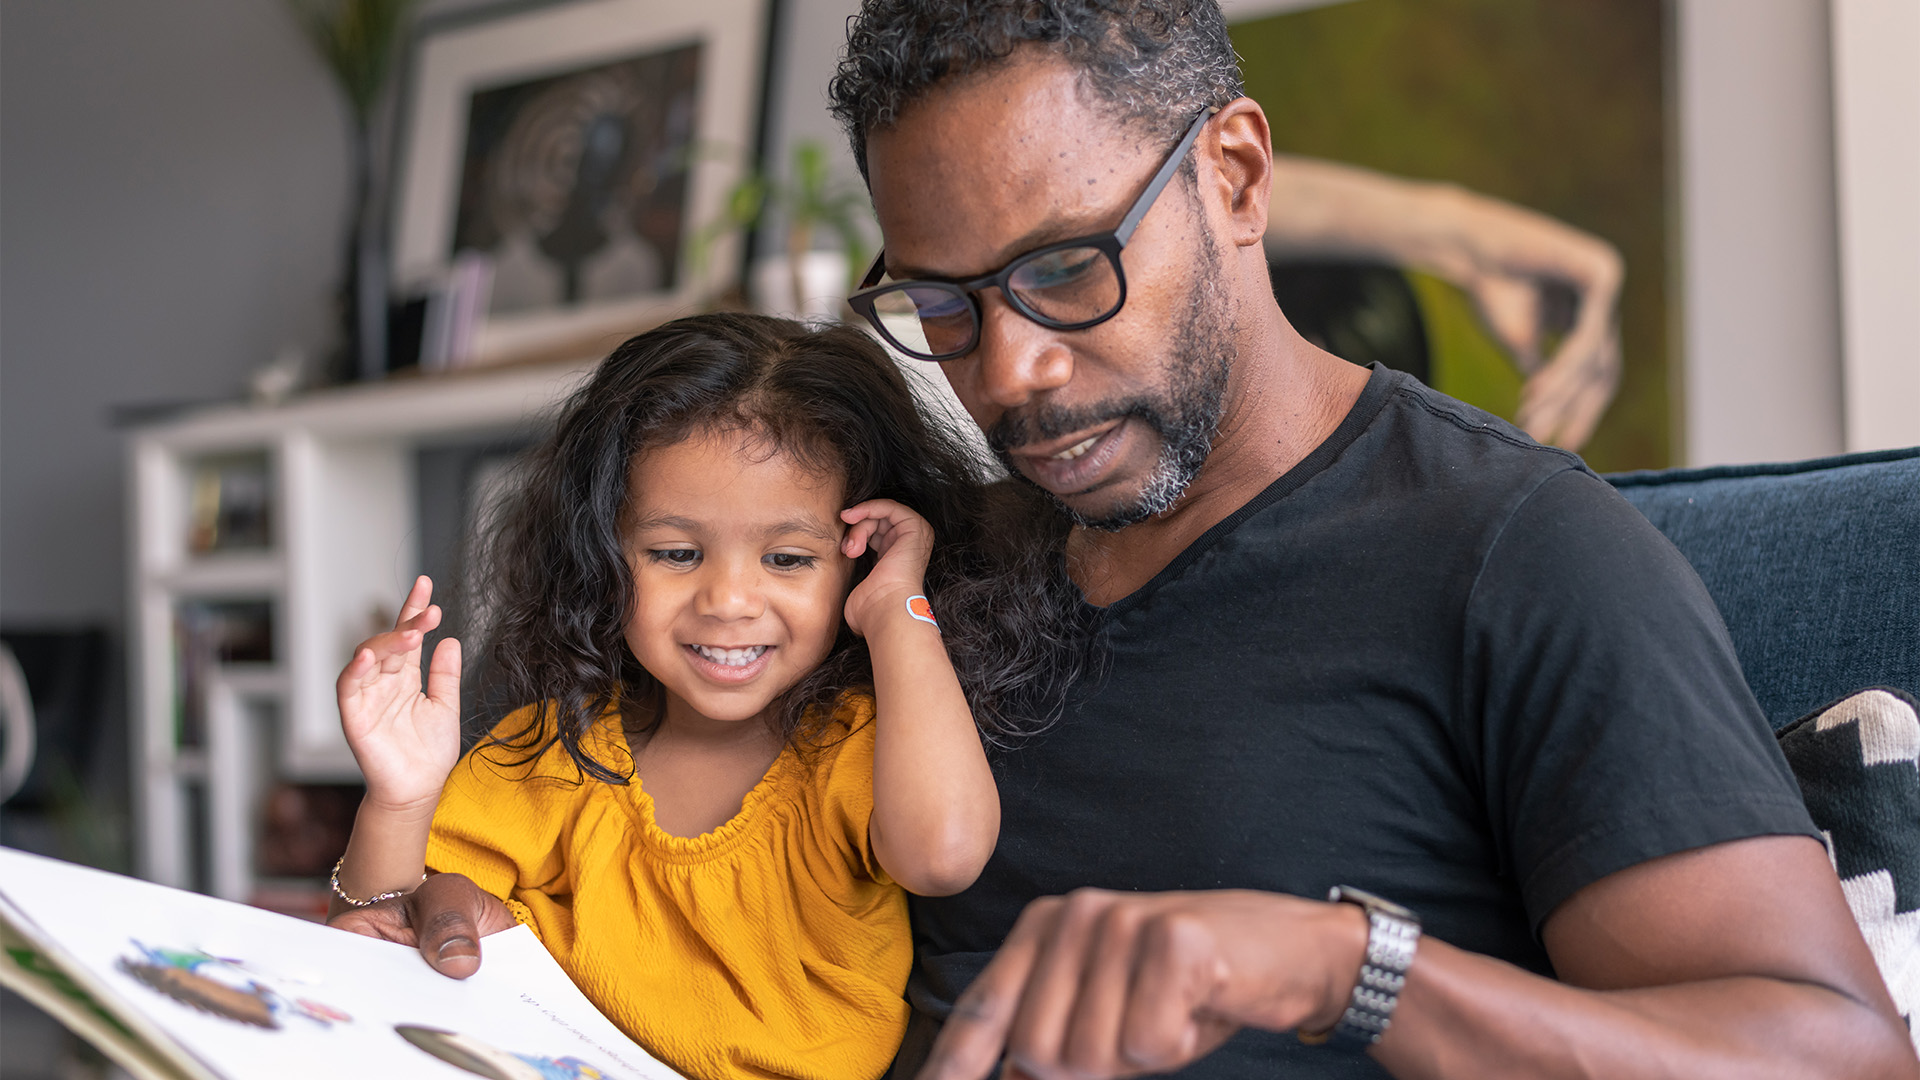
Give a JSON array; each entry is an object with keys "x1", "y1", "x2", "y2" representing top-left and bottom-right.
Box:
[
  {"x1": 0, "y1": 848, "x2": 686, "y2": 1080},
  {"x1": 0, "y1": 917, "x2": 195, "y2": 1080}
]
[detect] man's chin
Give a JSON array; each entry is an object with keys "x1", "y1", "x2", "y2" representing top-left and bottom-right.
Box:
[{"x1": 1037, "y1": 480, "x2": 1167, "y2": 532}]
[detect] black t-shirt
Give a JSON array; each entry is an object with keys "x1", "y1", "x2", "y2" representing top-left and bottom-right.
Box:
[{"x1": 901, "y1": 366, "x2": 1818, "y2": 1077}]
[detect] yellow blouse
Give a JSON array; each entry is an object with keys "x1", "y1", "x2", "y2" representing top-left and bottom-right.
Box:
[{"x1": 426, "y1": 695, "x2": 909, "y2": 1080}]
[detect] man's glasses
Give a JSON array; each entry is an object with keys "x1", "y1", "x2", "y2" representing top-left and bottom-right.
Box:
[{"x1": 848, "y1": 107, "x2": 1218, "y2": 362}]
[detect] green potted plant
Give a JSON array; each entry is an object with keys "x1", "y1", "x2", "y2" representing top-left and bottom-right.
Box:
[
  {"x1": 696, "y1": 140, "x2": 873, "y2": 318},
  {"x1": 285, "y1": 0, "x2": 419, "y2": 382}
]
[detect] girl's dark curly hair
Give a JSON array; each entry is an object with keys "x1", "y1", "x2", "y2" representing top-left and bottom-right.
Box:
[
  {"x1": 467, "y1": 312, "x2": 1089, "y2": 783},
  {"x1": 828, "y1": 0, "x2": 1244, "y2": 180}
]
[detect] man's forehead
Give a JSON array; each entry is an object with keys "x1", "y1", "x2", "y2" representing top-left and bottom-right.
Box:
[{"x1": 865, "y1": 57, "x2": 1159, "y2": 278}]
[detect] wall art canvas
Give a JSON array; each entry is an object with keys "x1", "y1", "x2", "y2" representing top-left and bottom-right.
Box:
[
  {"x1": 393, "y1": 0, "x2": 767, "y2": 367},
  {"x1": 1229, "y1": 0, "x2": 1672, "y2": 470}
]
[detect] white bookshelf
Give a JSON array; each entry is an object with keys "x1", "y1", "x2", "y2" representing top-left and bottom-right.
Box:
[{"x1": 125, "y1": 359, "x2": 595, "y2": 901}]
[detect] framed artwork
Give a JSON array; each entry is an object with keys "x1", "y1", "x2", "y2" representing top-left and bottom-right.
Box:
[
  {"x1": 1227, "y1": 0, "x2": 1672, "y2": 471},
  {"x1": 391, "y1": 0, "x2": 768, "y2": 366}
]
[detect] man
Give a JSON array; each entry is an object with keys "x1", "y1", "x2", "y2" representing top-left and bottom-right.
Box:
[
  {"x1": 348, "y1": 3, "x2": 1912, "y2": 1078},
  {"x1": 825, "y1": 1, "x2": 1913, "y2": 1077}
]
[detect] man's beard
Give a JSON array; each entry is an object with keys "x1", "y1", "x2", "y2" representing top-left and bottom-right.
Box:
[{"x1": 987, "y1": 239, "x2": 1235, "y2": 532}]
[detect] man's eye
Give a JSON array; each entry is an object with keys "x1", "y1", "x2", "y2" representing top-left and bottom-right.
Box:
[
  {"x1": 765, "y1": 552, "x2": 815, "y2": 570},
  {"x1": 1024, "y1": 251, "x2": 1100, "y2": 289},
  {"x1": 650, "y1": 548, "x2": 700, "y2": 566}
]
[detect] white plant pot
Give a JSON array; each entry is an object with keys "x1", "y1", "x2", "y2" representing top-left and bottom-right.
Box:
[{"x1": 751, "y1": 250, "x2": 850, "y2": 320}]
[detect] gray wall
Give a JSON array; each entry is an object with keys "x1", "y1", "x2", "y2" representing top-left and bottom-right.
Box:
[
  {"x1": 1, "y1": 0, "x2": 346, "y2": 623},
  {"x1": 0, "y1": 0, "x2": 861, "y2": 631}
]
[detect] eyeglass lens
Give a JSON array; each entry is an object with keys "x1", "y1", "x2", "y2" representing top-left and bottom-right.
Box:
[{"x1": 870, "y1": 244, "x2": 1121, "y2": 359}]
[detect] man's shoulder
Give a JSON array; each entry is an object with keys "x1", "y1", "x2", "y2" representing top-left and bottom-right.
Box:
[
  {"x1": 1366, "y1": 369, "x2": 1588, "y2": 487},
  {"x1": 1237, "y1": 366, "x2": 1593, "y2": 538}
]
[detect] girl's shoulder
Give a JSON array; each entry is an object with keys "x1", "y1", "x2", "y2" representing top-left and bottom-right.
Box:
[
  {"x1": 780, "y1": 690, "x2": 892, "y2": 888},
  {"x1": 802, "y1": 691, "x2": 876, "y2": 761},
  {"x1": 792, "y1": 691, "x2": 878, "y2": 810},
  {"x1": 450, "y1": 702, "x2": 630, "y2": 795}
]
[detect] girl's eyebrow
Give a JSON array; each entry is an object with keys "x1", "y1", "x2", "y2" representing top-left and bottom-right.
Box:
[
  {"x1": 629, "y1": 514, "x2": 840, "y2": 543},
  {"x1": 761, "y1": 518, "x2": 841, "y2": 543},
  {"x1": 629, "y1": 514, "x2": 704, "y2": 535}
]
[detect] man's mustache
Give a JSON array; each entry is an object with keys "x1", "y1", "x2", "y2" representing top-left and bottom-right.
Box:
[{"x1": 987, "y1": 399, "x2": 1170, "y2": 454}]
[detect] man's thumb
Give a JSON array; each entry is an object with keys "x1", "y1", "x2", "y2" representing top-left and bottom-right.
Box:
[{"x1": 406, "y1": 873, "x2": 486, "y2": 979}]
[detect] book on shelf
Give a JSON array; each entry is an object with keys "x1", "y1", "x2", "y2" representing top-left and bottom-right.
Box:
[
  {"x1": 0, "y1": 847, "x2": 688, "y2": 1080},
  {"x1": 171, "y1": 599, "x2": 274, "y2": 750},
  {"x1": 186, "y1": 456, "x2": 273, "y2": 555}
]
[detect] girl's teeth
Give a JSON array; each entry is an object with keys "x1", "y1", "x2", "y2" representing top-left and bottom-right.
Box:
[
  {"x1": 1053, "y1": 436, "x2": 1099, "y2": 461},
  {"x1": 693, "y1": 644, "x2": 767, "y2": 667}
]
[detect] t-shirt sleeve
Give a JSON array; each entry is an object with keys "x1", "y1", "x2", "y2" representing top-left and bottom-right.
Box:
[
  {"x1": 426, "y1": 712, "x2": 576, "y2": 907},
  {"x1": 1465, "y1": 468, "x2": 1818, "y2": 930},
  {"x1": 799, "y1": 695, "x2": 895, "y2": 895}
]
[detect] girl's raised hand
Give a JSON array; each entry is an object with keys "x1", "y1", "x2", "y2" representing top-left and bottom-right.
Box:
[
  {"x1": 840, "y1": 499, "x2": 935, "y2": 637},
  {"x1": 336, "y1": 576, "x2": 462, "y2": 815}
]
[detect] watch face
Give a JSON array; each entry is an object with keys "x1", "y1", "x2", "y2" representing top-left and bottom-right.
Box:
[{"x1": 1327, "y1": 885, "x2": 1420, "y2": 925}]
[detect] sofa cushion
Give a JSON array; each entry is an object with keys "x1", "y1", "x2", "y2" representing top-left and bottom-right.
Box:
[
  {"x1": 1610, "y1": 447, "x2": 1920, "y2": 730},
  {"x1": 1777, "y1": 687, "x2": 1920, "y2": 1044}
]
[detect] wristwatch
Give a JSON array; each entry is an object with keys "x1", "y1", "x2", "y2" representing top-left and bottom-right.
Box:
[{"x1": 1298, "y1": 885, "x2": 1422, "y2": 1052}]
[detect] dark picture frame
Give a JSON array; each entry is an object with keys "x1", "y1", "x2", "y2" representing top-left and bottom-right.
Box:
[{"x1": 390, "y1": 0, "x2": 769, "y2": 366}]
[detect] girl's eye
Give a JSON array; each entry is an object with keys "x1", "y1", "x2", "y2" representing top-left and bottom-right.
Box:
[
  {"x1": 765, "y1": 552, "x2": 815, "y2": 570},
  {"x1": 650, "y1": 548, "x2": 700, "y2": 566}
]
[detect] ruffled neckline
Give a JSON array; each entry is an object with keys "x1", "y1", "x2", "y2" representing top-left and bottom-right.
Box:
[{"x1": 583, "y1": 716, "x2": 807, "y2": 865}]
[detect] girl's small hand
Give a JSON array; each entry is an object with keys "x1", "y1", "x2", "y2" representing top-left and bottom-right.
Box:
[
  {"x1": 841, "y1": 499, "x2": 935, "y2": 637},
  {"x1": 337, "y1": 576, "x2": 462, "y2": 816}
]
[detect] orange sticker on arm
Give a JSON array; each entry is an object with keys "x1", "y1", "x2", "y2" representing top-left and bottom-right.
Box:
[{"x1": 907, "y1": 595, "x2": 938, "y2": 628}]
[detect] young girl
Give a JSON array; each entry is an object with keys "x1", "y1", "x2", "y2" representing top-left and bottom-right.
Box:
[{"x1": 326, "y1": 314, "x2": 1083, "y2": 1080}]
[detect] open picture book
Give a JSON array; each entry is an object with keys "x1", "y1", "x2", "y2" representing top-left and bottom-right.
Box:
[{"x1": 0, "y1": 847, "x2": 688, "y2": 1080}]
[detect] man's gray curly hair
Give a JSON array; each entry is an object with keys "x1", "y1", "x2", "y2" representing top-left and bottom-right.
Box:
[{"x1": 827, "y1": 0, "x2": 1245, "y2": 181}]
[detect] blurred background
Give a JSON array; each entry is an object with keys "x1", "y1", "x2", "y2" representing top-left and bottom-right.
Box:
[{"x1": 1, "y1": 0, "x2": 1916, "y2": 1074}]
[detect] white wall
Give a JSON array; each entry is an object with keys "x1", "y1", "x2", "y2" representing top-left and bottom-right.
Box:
[
  {"x1": 756, "y1": 0, "x2": 866, "y2": 266},
  {"x1": 1830, "y1": 0, "x2": 1920, "y2": 454},
  {"x1": 1677, "y1": 0, "x2": 1847, "y2": 467}
]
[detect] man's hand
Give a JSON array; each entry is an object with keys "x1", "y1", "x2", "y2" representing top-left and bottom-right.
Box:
[
  {"x1": 326, "y1": 872, "x2": 517, "y2": 979},
  {"x1": 918, "y1": 888, "x2": 1367, "y2": 1080},
  {"x1": 921, "y1": 838, "x2": 1917, "y2": 1080}
]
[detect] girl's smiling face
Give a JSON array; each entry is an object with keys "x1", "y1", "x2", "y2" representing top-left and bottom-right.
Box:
[{"x1": 622, "y1": 427, "x2": 856, "y2": 728}]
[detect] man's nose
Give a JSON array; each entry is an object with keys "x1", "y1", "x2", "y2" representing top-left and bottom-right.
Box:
[
  {"x1": 969, "y1": 291, "x2": 1074, "y2": 408},
  {"x1": 696, "y1": 558, "x2": 766, "y2": 619}
]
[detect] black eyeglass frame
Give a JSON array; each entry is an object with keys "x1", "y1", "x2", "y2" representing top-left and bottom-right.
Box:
[{"x1": 848, "y1": 106, "x2": 1219, "y2": 362}]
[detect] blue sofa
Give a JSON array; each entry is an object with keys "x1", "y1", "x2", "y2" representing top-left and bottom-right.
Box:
[{"x1": 1609, "y1": 446, "x2": 1920, "y2": 730}]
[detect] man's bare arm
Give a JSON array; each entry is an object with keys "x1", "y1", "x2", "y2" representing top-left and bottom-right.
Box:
[{"x1": 917, "y1": 835, "x2": 1917, "y2": 1080}]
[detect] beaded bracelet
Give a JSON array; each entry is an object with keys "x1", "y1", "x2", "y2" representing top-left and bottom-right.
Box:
[{"x1": 329, "y1": 856, "x2": 425, "y2": 908}]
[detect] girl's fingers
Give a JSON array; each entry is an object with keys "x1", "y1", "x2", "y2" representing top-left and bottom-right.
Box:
[
  {"x1": 843, "y1": 518, "x2": 881, "y2": 558},
  {"x1": 396, "y1": 603, "x2": 443, "y2": 637},
  {"x1": 394, "y1": 576, "x2": 435, "y2": 628},
  {"x1": 426, "y1": 637, "x2": 462, "y2": 712},
  {"x1": 344, "y1": 630, "x2": 427, "y2": 684},
  {"x1": 843, "y1": 498, "x2": 910, "y2": 524},
  {"x1": 338, "y1": 647, "x2": 376, "y2": 694},
  {"x1": 864, "y1": 518, "x2": 900, "y2": 559}
]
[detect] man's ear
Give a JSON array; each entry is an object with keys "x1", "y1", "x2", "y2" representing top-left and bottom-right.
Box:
[{"x1": 1207, "y1": 97, "x2": 1274, "y2": 249}]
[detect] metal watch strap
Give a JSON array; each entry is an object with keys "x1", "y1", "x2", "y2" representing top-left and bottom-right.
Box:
[{"x1": 1317, "y1": 885, "x2": 1421, "y2": 1052}]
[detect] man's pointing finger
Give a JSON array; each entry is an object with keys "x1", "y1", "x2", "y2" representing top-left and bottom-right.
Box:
[{"x1": 919, "y1": 898, "x2": 1062, "y2": 1080}]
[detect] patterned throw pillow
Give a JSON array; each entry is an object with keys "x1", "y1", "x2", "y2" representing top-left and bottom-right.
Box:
[{"x1": 1777, "y1": 687, "x2": 1920, "y2": 1046}]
